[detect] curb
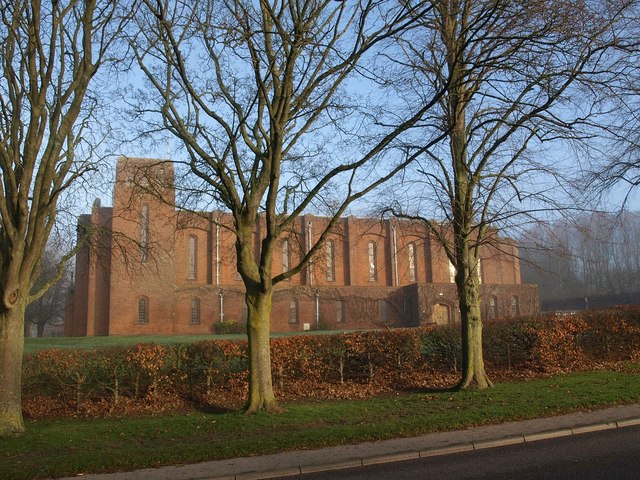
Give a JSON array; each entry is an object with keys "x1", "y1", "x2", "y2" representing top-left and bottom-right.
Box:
[{"x1": 224, "y1": 417, "x2": 640, "y2": 480}]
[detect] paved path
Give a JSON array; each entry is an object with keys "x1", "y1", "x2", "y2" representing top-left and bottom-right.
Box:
[{"x1": 54, "y1": 404, "x2": 640, "y2": 480}]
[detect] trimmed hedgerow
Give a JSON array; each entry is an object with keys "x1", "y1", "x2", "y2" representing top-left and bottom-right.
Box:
[{"x1": 21, "y1": 306, "x2": 640, "y2": 418}]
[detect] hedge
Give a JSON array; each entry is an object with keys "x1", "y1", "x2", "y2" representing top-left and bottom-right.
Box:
[{"x1": 22, "y1": 306, "x2": 640, "y2": 418}]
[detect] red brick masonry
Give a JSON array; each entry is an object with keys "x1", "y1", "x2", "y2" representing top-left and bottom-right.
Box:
[{"x1": 65, "y1": 157, "x2": 539, "y2": 336}]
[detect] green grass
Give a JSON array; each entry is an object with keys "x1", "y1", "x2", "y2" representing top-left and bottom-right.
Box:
[
  {"x1": 23, "y1": 334, "x2": 237, "y2": 354},
  {"x1": 3, "y1": 369, "x2": 640, "y2": 480},
  {"x1": 23, "y1": 329, "x2": 357, "y2": 354}
]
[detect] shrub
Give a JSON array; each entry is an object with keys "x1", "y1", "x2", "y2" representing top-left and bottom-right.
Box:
[
  {"x1": 421, "y1": 326, "x2": 461, "y2": 372},
  {"x1": 20, "y1": 307, "x2": 640, "y2": 419},
  {"x1": 213, "y1": 320, "x2": 246, "y2": 334}
]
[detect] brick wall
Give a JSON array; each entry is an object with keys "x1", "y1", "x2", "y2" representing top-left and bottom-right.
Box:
[{"x1": 67, "y1": 156, "x2": 539, "y2": 336}]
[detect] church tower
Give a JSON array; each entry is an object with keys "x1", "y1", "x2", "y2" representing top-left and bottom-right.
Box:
[{"x1": 107, "y1": 157, "x2": 177, "y2": 334}]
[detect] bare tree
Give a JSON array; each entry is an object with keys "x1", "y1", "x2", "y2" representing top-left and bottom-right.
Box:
[
  {"x1": 131, "y1": 0, "x2": 446, "y2": 413},
  {"x1": 0, "y1": 0, "x2": 133, "y2": 436},
  {"x1": 581, "y1": 60, "x2": 640, "y2": 207},
  {"x1": 25, "y1": 244, "x2": 73, "y2": 338},
  {"x1": 384, "y1": 0, "x2": 635, "y2": 388}
]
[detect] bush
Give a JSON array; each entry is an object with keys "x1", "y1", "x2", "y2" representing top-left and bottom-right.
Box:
[
  {"x1": 21, "y1": 307, "x2": 640, "y2": 419},
  {"x1": 421, "y1": 326, "x2": 461, "y2": 372},
  {"x1": 213, "y1": 320, "x2": 246, "y2": 334}
]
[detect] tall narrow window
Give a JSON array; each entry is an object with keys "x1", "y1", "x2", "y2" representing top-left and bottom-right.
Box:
[
  {"x1": 511, "y1": 296, "x2": 520, "y2": 316},
  {"x1": 449, "y1": 260, "x2": 456, "y2": 283},
  {"x1": 367, "y1": 241, "x2": 377, "y2": 282},
  {"x1": 289, "y1": 300, "x2": 298, "y2": 324},
  {"x1": 336, "y1": 300, "x2": 344, "y2": 323},
  {"x1": 140, "y1": 204, "x2": 149, "y2": 263},
  {"x1": 408, "y1": 243, "x2": 416, "y2": 282},
  {"x1": 188, "y1": 235, "x2": 197, "y2": 280},
  {"x1": 191, "y1": 298, "x2": 200, "y2": 324},
  {"x1": 326, "y1": 240, "x2": 335, "y2": 282},
  {"x1": 488, "y1": 295, "x2": 498, "y2": 320},
  {"x1": 380, "y1": 301, "x2": 388, "y2": 323},
  {"x1": 137, "y1": 297, "x2": 149, "y2": 324},
  {"x1": 282, "y1": 239, "x2": 290, "y2": 272},
  {"x1": 476, "y1": 257, "x2": 482, "y2": 284}
]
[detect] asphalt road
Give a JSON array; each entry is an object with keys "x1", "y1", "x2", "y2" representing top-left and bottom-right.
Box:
[{"x1": 289, "y1": 424, "x2": 640, "y2": 480}]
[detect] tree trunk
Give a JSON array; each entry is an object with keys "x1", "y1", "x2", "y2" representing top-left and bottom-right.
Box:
[
  {"x1": 0, "y1": 302, "x2": 26, "y2": 436},
  {"x1": 244, "y1": 287, "x2": 281, "y2": 414},
  {"x1": 456, "y1": 252, "x2": 493, "y2": 390}
]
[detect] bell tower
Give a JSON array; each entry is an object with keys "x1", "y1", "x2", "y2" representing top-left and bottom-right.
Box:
[{"x1": 108, "y1": 157, "x2": 177, "y2": 335}]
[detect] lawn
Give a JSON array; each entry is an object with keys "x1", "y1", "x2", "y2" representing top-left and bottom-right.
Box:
[
  {"x1": 3, "y1": 368, "x2": 640, "y2": 480},
  {"x1": 22, "y1": 330, "x2": 345, "y2": 354},
  {"x1": 22, "y1": 334, "x2": 235, "y2": 354}
]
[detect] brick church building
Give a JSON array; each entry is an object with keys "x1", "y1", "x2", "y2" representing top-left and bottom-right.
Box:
[{"x1": 65, "y1": 157, "x2": 538, "y2": 336}]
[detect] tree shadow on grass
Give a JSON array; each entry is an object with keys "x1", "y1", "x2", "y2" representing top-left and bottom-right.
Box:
[
  {"x1": 400, "y1": 384, "x2": 460, "y2": 394},
  {"x1": 194, "y1": 404, "x2": 238, "y2": 414}
]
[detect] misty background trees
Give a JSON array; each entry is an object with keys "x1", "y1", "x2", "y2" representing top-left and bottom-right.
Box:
[
  {"x1": 24, "y1": 243, "x2": 73, "y2": 338},
  {"x1": 521, "y1": 211, "x2": 640, "y2": 311}
]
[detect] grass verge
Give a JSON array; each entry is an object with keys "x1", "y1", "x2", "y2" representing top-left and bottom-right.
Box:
[
  {"x1": 3, "y1": 368, "x2": 640, "y2": 480},
  {"x1": 22, "y1": 334, "x2": 238, "y2": 354},
  {"x1": 23, "y1": 329, "x2": 351, "y2": 354}
]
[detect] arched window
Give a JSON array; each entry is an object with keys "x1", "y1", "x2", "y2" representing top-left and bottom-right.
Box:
[
  {"x1": 191, "y1": 298, "x2": 201, "y2": 325},
  {"x1": 188, "y1": 235, "x2": 197, "y2": 280},
  {"x1": 511, "y1": 296, "x2": 520, "y2": 316},
  {"x1": 367, "y1": 241, "x2": 377, "y2": 282},
  {"x1": 137, "y1": 297, "x2": 149, "y2": 324},
  {"x1": 432, "y1": 303, "x2": 451, "y2": 325},
  {"x1": 289, "y1": 300, "x2": 298, "y2": 324},
  {"x1": 140, "y1": 204, "x2": 149, "y2": 263},
  {"x1": 326, "y1": 240, "x2": 335, "y2": 282},
  {"x1": 408, "y1": 243, "x2": 417, "y2": 282},
  {"x1": 488, "y1": 295, "x2": 498, "y2": 320}
]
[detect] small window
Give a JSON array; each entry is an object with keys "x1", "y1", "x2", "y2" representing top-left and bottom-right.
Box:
[
  {"x1": 367, "y1": 241, "x2": 377, "y2": 282},
  {"x1": 188, "y1": 235, "x2": 197, "y2": 280},
  {"x1": 326, "y1": 240, "x2": 335, "y2": 282},
  {"x1": 137, "y1": 297, "x2": 149, "y2": 324},
  {"x1": 511, "y1": 296, "x2": 520, "y2": 316},
  {"x1": 289, "y1": 299, "x2": 299, "y2": 324},
  {"x1": 140, "y1": 205, "x2": 149, "y2": 263},
  {"x1": 191, "y1": 298, "x2": 201, "y2": 325},
  {"x1": 336, "y1": 300, "x2": 344, "y2": 323},
  {"x1": 408, "y1": 243, "x2": 416, "y2": 282}
]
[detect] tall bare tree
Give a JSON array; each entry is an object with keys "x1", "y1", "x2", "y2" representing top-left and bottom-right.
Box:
[
  {"x1": 132, "y1": 0, "x2": 446, "y2": 413},
  {"x1": 385, "y1": 0, "x2": 635, "y2": 388},
  {"x1": 0, "y1": 0, "x2": 133, "y2": 436}
]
